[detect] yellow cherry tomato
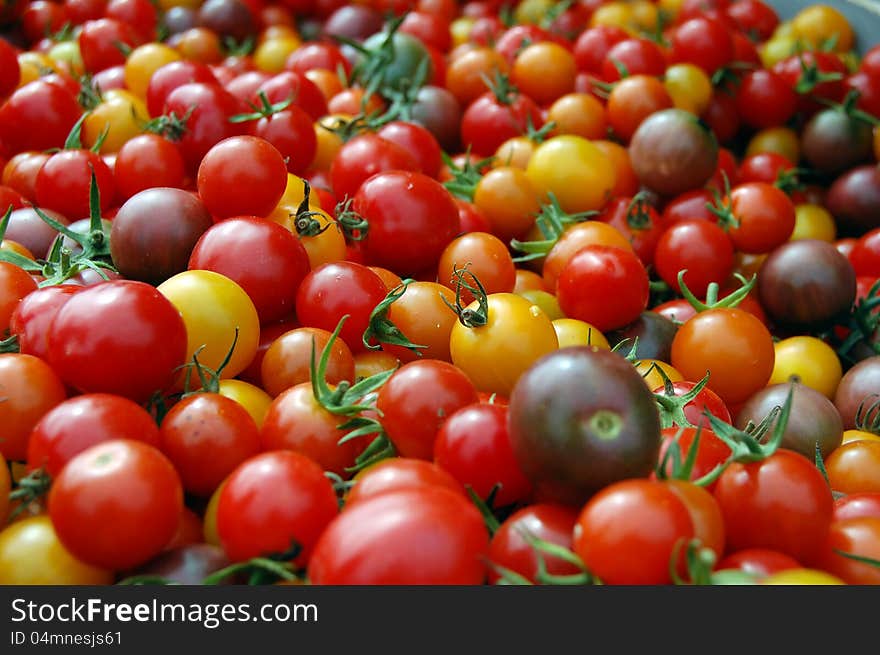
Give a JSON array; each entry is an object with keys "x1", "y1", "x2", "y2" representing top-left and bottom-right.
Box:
[
  {"x1": 552, "y1": 318, "x2": 611, "y2": 350},
  {"x1": 745, "y1": 126, "x2": 800, "y2": 163},
  {"x1": 629, "y1": 1, "x2": 660, "y2": 33},
  {"x1": 769, "y1": 336, "x2": 843, "y2": 399},
  {"x1": 760, "y1": 36, "x2": 798, "y2": 68},
  {"x1": 450, "y1": 17, "x2": 476, "y2": 47},
  {"x1": 218, "y1": 379, "x2": 273, "y2": 429},
  {"x1": 0, "y1": 516, "x2": 113, "y2": 584},
  {"x1": 791, "y1": 5, "x2": 854, "y2": 52},
  {"x1": 124, "y1": 43, "x2": 181, "y2": 100},
  {"x1": 353, "y1": 351, "x2": 400, "y2": 380},
  {"x1": 450, "y1": 292, "x2": 558, "y2": 397},
  {"x1": 311, "y1": 116, "x2": 347, "y2": 172},
  {"x1": 494, "y1": 136, "x2": 537, "y2": 170},
  {"x1": 157, "y1": 270, "x2": 260, "y2": 382},
  {"x1": 514, "y1": 0, "x2": 553, "y2": 25},
  {"x1": 591, "y1": 3, "x2": 635, "y2": 32},
  {"x1": 517, "y1": 289, "x2": 564, "y2": 321},
  {"x1": 841, "y1": 429, "x2": 880, "y2": 445},
  {"x1": 762, "y1": 568, "x2": 845, "y2": 585},
  {"x1": 270, "y1": 203, "x2": 347, "y2": 269},
  {"x1": 791, "y1": 203, "x2": 837, "y2": 242},
  {"x1": 253, "y1": 36, "x2": 302, "y2": 74},
  {"x1": 17, "y1": 52, "x2": 56, "y2": 87},
  {"x1": 526, "y1": 135, "x2": 616, "y2": 214},
  {"x1": 664, "y1": 63, "x2": 713, "y2": 116},
  {"x1": 278, "y1": 173, "x2": 322, "y2": 210},
  {"x1": 82, "y1": 89, "x2": 149, "y2": 154}
]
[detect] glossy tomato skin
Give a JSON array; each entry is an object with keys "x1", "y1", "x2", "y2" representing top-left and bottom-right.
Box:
[
  {"x1": 308, "y1": 487, "x2": 489, "y2": 585},
  {"x1": 111, "y1": 187, "x2": 215, "y2": 286},
  {"x1": 833, "y1": 493, "x2": 880, "y2": 522},
  {"x1": 189, "y1": 216, "x2": 310, "y2": 324},
  {"x1": 0, "y1": 80, "x2": 82, "y2": 155},
  {"x1": 0, "y1": 353, "x2": 68, "y2": 462},
  {"x1": 460, "y1": 89, "x2": 543, "y2": 158},
  {"x1": 488, "y1": 503, "x2": 581, "y2": 583},
  {"x1": 329, "y1": 133, "x2": 420, "y2": 202},
  {"x1": 294, "y1": 261, "x2": 388, "y2": 355},
  {"x1": 217, "y1": 451, "x2": 338, "y2": 564},
  {"x1": 345, "y1": 458, "x2": 465, "y2": 507},
  {"x1": 352, "y1": 170, "x2": 460, "y2": 276},
  {"x1": 159, "y1": 393, "x2": 262, "y2": 498},
  {"x1": 27, "y1": 394, "x2": 160, "y2": 478},
  {"x1": 48, "y1": 440, "x2": 183, "y2": 571},
  {"x1": 556, "y1": 245, "x2": 650, "y2": 333},
  {"x1": 818, "y1": 517, "x2": 880, "y2": 585},
  {"x1": 377, "y1": 360, "x2": 479, "y2": 461},
  {"x1": 8, "y1": 286, "x2": 79, "y2": 362},
  {"x1": 508, "y1": 347, "x2": 661, "y2": 506},
  {"x1": 47, "y1": 281, "x2": 188, "y2": 403},
  {"x1": 434, "y1": 402, "x2": 532, "y2": 506},
  {"x1": 573, "y1": 479, "x2": 695, "y2": 585},
  {"x1": 713, "y1": 449, "x2": 834, "y2": 565}
]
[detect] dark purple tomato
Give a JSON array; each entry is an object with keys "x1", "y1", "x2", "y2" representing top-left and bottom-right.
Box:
[
  {"x1": 801, "y1": 108, "x2": 874, "y2": 176},
  {"x1": 196, "y1": 0, "x2": 255, "y2": 43},
  {"x1": 735, "y1": 382, "x2": 844, "y2": 460},
  {"x1": 834, "y1": 357, "x2": 880, "y2": 431},
  {"x1": 4, "y1": 207, "x2": 70, "y2": 258},
  {"x1": 110, "y1": 188, "x2": 214, "y2": 286},
  {"x1": 507, "y1": 346, "x2": 661, "y2": 506},
  {"x1": 410, "y1": 85, "x2": 463, "y2": 153},
  {"x1": 628, "y1": 108, "x2": 718, "y2": 197},
  {"x1": 758, "y1": 239, "x2": 856, "y2": 329},
  {"x1": 605, "y1": 311, "x2": 679, "y2": 363},
  {"x1": 825, "y1": 164, "x2": 880, "y2": 236}
]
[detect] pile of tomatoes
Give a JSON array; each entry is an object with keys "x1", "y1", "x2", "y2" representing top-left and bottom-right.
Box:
[{"x1": 1, "y1": 0, "x2": 880, "y2": 586}]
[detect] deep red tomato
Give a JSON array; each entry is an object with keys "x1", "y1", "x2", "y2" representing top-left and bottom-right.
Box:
[
  {"x1": 27, "y1": 394, "x2": 160, "y2": 478},
  {"x1": 189, "y1": 216, "x2": 310, "y2": 324},
  {"x1": 735, "y1": 69, "x2": 797, "y2": 129},
  {"x1": 376, "y1": 121, "x2": 443, "y2": 179},
  {"x1": 78, "y1": 18, "x2": 140, "y2": 73},
  {"x1": 0, "y1": 37, "x2": 19, "y2": 99},
  {"x1": 434, "y1": 401, "x2": 532, "y2": 506},
  {"x1": 352, "y1": 170, "x2": 460, "y2": 276},
  {"x1": 145, "y1": 60, "x2": 218, "y2": 118},
  {"x1": 254, "y1": 71, "x2": 328, "y2": 122},
  {"x1": 345, "y1": 458, "x2": 465, "y2": 507},
  {"x1": 714, "y1": 449, "x2": 834, "y2": 565},
  {"x1": 654, "y1": 219, "x2": 735, "y2": 298},
  {"x1": 818, "y1": 517, "x2": 880, "y2": 585},
  {"x1": 377, "y1": 359, "x2": 480, "y2": 461},
  {"x1": 159, "y1": 393, "x2": 262, "y2": 498},
  {"x1": 737, "y1": 152, "x2": 796, "y2": 187},
  {"x1": 217, "y1": 450, "x2": 339, "y2": 564},
  {"x1": 0, "y1": 261, "x2": 37, "y2": 334},
  {"x1": 661, "y1": 189, "x2": 717, "y2": 225},
  {"x1": 9, "y1": 286, "x2": 80, "y2": 362},
  {"x1": 724, "y1": 182, "x2": 796, "y2": 254},
  {"x1": 669, "y1": 16, "x2": 734, "y2": 75},
  {"x1": 849, "y1": 228, "x2": 880, "y2": 278},
  {"x1": 600, "y1": 37, "x2": 667, "y2": 82},
  {"x1": 488, "y1": 503, "x2": 581, "y2": 583},
  {"x1": 48, "y1": 440, "x2": 183, "y2": 570},
  {"x1": 0, "y1": 80, "x2": 83, "y2": 154},
  {"x1": 600, "y1": 195, "x2": 667, "y2": 267},
  {"x1": 308, "y1": 486, "x2": 489, "y2": 584},
  {"x1": 294, "y1": 261, "x2": 388, "y2": 355},
  {"x1": 245, "y1": 104, "x2": 317, "y2": 176},
  {"x1": 556, "y1": 244, "x2": 650, "y2": 332},
  {"x1": 572, "y1": 25, "x2": 628, "y2": 73},
  {"x1": 114, "y1": 134, "x2": 186, "y2": 200},
  {"x1": 460, "y1": 86, "x2": 543, "y2": 157},
  {"x1": 46, "y1": 280, "x2": 188, "y2": 403},
  {"x1": 35, "y1": 149, "x2": 116, "y2": 222},
  {"x1": 573, "y1": 479, "x2": 695, "y2": 585},
  {"x1": 329, "y1": 133, "x2": 421, "y2": 201}
]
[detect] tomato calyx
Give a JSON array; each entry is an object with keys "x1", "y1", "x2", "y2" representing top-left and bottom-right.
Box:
[
  {"x1": 482, "y1": 70, "x2": 520, "y2": 107},
  {"x1": 0, "y1": 333, "x2": 18, "y2": 353},
  {"x1": 489, "y1": 534, "x2": 596, "y2": 586},
  {"x1": 625, "y1": 192, "x2": 657, "y2": 231},
  {"x1": 334, "y1": 197, "x2": 369, "y2": 243},
  {"x1": 853, "y1": 394, "x2": 880, "y2": 435},
  {"x1": 653, "y1": 370, "x2": 714, "y2": 429},
  {"x1": 773, "y1": 166, "x2": 806, "y2": 195},
  {"x1": 228, "y1": 91, "x2": 294, "y2": 124},
  {"x1": 222, "y1": 36, "x2": 256, "y2": 59},
  {"x1": 711, "y1": 60, "x2": 755, "y2": 95},
  {"x1": 676, "y1": 269, "x2": 756, "y2": 313},
  {"x1": 77, "y1": 74, "x2": 104, "y2": 111},
  {"x1": 819, "y1": 89, "x2": 880, "y2": 129},
  {"x1": 7, "y1": 468, "x2": 51, "y2": 521},
  {"x1": 442, "y1": 264, "x2": 489, "y2": 328},
  {"x1": 202, "y1": 543, "x2": 303, "y2": 586},
  {"x1": 510, "y1": 193, "x2": 598, "y2": 262},
  {"x1": 671, "y1": 539, "x2": 757, "y2": 586},
  {"x1": 706, "y1": 385, "x2": 794, "y2": 465},
  {"x1": 834, "y1": 278, "x2": 880, "y2": 364},
  {"x1": 441, "y1": 150, "x2": 495, "y2": 202},
  {"x1": 143, "y1": 107, "x2": 194, "y2": 142},
  {"x1": 656, "y1": 424, "x2": 725, "y2": 487},
  {"x1": 62, "y1": 112, "x2": 109, "y2": 154},
  {"x1": 311, "y1": 316, "x2": 397, "y2": 474},
  {"x1": 362, "y1": 278, "x2": 427, "y2": 355},
  {"x1": 0, "y1": 176, "x2": 117, "y2": 287},
  {"x1": 793, "y1": 54, "x2": 844, "y2": 96},
  {"x1": 179, "y1": 329, "x2": 240, "y2": 397}
]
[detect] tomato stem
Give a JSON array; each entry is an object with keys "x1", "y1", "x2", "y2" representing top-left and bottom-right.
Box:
[
  {"x1": 362, "y1": 279, "x2": 427, "y2": 355},
  {"x1": 442, "y1": 264, "x2": 489, "y2": 328},
  {"x1": 7, "y1": 468, "x2": 51, "y2": 521},
  {"x1": 676, "y1": 270, "x2": 756, "y2": 312}
]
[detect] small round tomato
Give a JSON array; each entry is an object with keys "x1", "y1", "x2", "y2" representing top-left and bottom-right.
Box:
[
  {"x1": 382, "y1": 281, "x2": 458, "y2": 363},
  {"x1": 261, "y1": 327, "x2": 355, "y2": 398},
  {"x1": 526, "y1": 135, "x2": 615, "y2": 215},
  {"x1": 511, "y1": 41, "x2": 576, "y2": 106},
  {"x1": 345, "y1": 458, "x2": 465, "y2": 507},
  {"x1": 556, "y1": 245, "x2": 649, "y2": 332},
  {"x1": 671, "y1": 308, "x2": 775, "y2": 406},
  {"x1": 158, "y1": 268, "x2": 260, "y2": 380},
  {"x1": 716, "y1": 548, "x2": 801, "y2": 580},
  {"x1": 27, "y1": 394, "x2": 160, "y2": 478},
  {"x1": 377, "y1": 359, "x2": 479, "y2": 461},
  {"x1": 574, "y1": 479, "x2": 695, "y2": 585},
  {"x1": 819, "y1": 517, "x2": 880, "y2": 585},
  {"x1": 217, "y1": 450, "x2": 338, "y2": 564},
  {"x1": 654, "y1": 219, "x2": 735, "y2": 298},
  {"x1": 473, "y1": 166, "x2": 541, "y2": 241},
  {"x1": 159, "y1": 393, "x2": 261, "y2": 497},
  {"x1": 0, "y1": 516, "x2": 113, "y2": 585},
  {"x1": 308, "y1": 486, "x2": 489, "y2": 584},
  {"x1": 449, "y1": 292, "x2": 558, "y2": 397},
  {"x1": 769, "y1": 336, "x2": 843, "y2": 399},
  {"x1": 48, "y1": 440, "x2": 183, "y2": 571},
  {"x1": 826, "y1": 441, "x2": 880, "y2": 495},
  {"x1": 434, "y1": 402, "x2": 532, "y2": 506}
]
